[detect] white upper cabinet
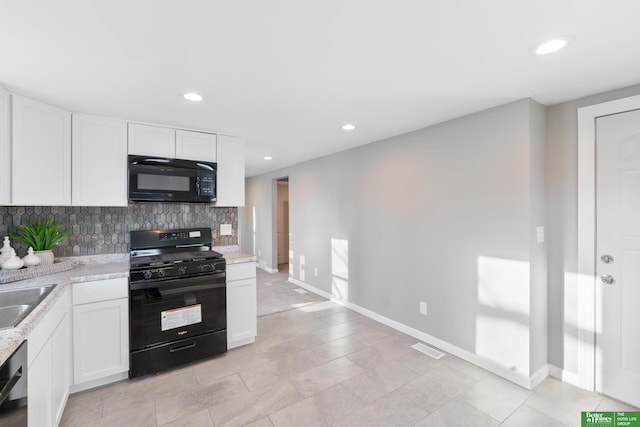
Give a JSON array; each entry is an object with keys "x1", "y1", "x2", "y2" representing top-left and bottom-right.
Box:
[
  {"x1": 215, "y1": 135, "x2": 245, "y2": 207},
  {"x1": 128, "y1": 123, "x2": 175, "y2": 157},
  {"x1": 175, "y1": 129, "x2": 217, "y2": 162},
  {"x1": 0, "y1": 86, "x2": 9, "y2": 205},
  {"x1": 72, "y1": 115, "x2": 128, "y2": 206},
  {"x1": 11, "y1": 95, "x2": 71, "y2": 206}
]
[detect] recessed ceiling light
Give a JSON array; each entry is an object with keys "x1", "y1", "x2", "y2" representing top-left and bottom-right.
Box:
[
  {"x1": 342, "y1": 124, "x2": 355, "y2": 131},
  {"x1": 183, "y1": 93, "x2": 203, "y2": 102},
  {"x1": 264, "y1": 156, "x2": 273, "y2": 160},
  {"x1": 532, "y1": 35, "x2": 575, "y2": 55}
]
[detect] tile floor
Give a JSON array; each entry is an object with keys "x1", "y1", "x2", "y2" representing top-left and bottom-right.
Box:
[
  {"x1": 60, "y1": 269, "x2": 638, "y2": 427},
  {"x1": 256, "y1": 268, "x2": 325, "y2": 317}
]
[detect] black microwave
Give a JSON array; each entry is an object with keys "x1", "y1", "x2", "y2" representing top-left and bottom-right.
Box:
[{"x1": 128, "y1": 155, "x2": 216, "y2": 203}]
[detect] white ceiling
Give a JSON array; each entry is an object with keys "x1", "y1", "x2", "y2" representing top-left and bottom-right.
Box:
[{"x1": 2, "y1": 1, "x2": 640, "y2": 177}]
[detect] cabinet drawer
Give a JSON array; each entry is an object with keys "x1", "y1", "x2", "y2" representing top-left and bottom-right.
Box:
[
  {"x1": 226, "y1": 262, "x2": 256, "y2": 281},
  {"x1": 73, "y1": 277, "x2": 128, "y2": 305}
]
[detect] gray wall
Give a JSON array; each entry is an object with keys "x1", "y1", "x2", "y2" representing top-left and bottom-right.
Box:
[
  {"x1": 242, "y1": 99, "x2": 546, "y2": 379},
  {"x1": 545, "y1": 83, "x2": 640, "y2": 373},
  {"x1": 1, "y1": 203, "x2": 238, "y2": 257},
  {"x1": 528, "y1": 101, "x2": 548, "y2": 375}
]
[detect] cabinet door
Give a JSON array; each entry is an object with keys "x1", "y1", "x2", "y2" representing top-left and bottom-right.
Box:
[
  {"x1": 51, "y1": 311, "x2": 71, "y2": 426},
  {"x1": 175, "y1": 129, "x2": 217, "y2": 162},
  {"x1": 227, "y1": 277, "x2": 257, "y2": 348},
  {"x1": 73, "y1": 298, "x2": 129, "y2": 384},
  {"x1": 28, "y1": 288, "x2": 70, "y2": 427},
  {"x1": 215, "y1": 135, "x2": 245, "y2": 207},
  {"x1": 29, "y1": 341, "x2": 53, "y2": 427},
  {"x1": 128, "y1": 123, "x2": 175, "y2": 157},
  {"x1": 72, "y1": 115, "x2": 128, "y2": 206},
  {"x1": 0, "y1": 86, "x2": 9, "y2": 204},
  {"x1": 11, "y1": 96, "x2": 71, "y2": 206}
]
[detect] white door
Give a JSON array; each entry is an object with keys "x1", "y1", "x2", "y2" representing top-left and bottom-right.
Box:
[{"x1": 595, "y1": 108, "x2": 640, "y2": 407}]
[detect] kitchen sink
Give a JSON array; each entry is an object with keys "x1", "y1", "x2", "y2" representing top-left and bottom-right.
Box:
[{"x1": 0, "y1": 285, "x2": 56, "y2": 330}]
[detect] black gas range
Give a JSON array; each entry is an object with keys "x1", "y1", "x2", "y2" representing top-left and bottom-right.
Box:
[{"x1": 129, "y1": 228, "x2": 227, "y2": 378}]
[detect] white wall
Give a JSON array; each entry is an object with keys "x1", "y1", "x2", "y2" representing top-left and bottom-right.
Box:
[{"x1": 242, "y1": 98, "x2": 547, "y2": 384}]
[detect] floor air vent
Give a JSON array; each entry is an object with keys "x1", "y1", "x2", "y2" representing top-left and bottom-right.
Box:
[
  {"x1": 411, "y1": 343, "x2": 445, "y2": 359},
  {"x1": 293, "y1": 288, "x2": 308, "y2": 294}
]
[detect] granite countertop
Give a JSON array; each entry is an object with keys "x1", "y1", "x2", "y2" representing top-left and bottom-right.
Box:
[
  {"x1": 0, "y1": 248, "x2": 255, "y2": 366},
  {"x1": 214, "y1": 245, "x2": 258, "y2": 264},
  {"x1": 0, "y1": 256, "x2": 130, "y2": 367}
]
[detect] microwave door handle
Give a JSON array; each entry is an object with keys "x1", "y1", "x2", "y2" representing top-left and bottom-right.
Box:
[{"x1": 196, "y1": 176, "x2": 200, "y2": 196}]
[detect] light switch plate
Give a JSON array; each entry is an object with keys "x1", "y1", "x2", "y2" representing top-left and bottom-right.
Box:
[
  {"x1": 419, "y1": 301, "x2": 427, "y2": 315},
  {"x1": 536, "y1": 226, "x2": 544, "y2": 243},
  {"x1": 220, "y1": 224, "x2": 232, "y2": 236}
]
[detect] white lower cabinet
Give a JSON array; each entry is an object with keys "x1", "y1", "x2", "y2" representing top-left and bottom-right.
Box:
[
  {"x1": 226, "y1": 262, "x2": 257, "y2": 349},
  {"x1": 29, "y1": 339, "x2": 53, "y2": 427},
  {"x1": 72, "y1": 278, "x2": 129, "y2": 389},
  {"x1": 28, "y1": 287, "x2": 71, "y2": 427}
]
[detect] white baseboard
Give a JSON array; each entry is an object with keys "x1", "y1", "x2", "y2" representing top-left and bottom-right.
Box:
[
  {"x1": 289, "y1": 277, "x2": 332, "y2": 299},
  {"x1": 257, "y1": 264, "x2": 278, "y2": 273},
  {"x1": 530, "y1": 364, "x2": 550, "y2": 389},
  {"x1": 548, "y1": 364, "x2": 582, "y2": 389},
  {"x1": 288, "y1": 277, "x2": 548, "y2": 390}
]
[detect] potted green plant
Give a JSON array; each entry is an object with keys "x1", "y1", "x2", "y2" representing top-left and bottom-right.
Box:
[{"x1": 11, "y1": 219, "x2": 69, "y2": 265}]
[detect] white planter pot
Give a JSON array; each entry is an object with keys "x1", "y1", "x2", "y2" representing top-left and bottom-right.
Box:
[{"x1": 34, "y1": 250, "x2": 54, "y2": 266}]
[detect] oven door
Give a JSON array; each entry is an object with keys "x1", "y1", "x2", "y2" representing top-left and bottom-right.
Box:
[{"x1": 129, "y1": 272, "x2": 226, "y2": 350}]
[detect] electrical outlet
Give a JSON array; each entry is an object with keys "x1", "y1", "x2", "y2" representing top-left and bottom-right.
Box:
[
  {"x1": 419, "y1": 301, "x2": 427, "y2": 316},
  {"x1": 314, "y1": 268, "x2": 318, "y2": 277},
  {"x1": 220, "y1": 224, "x2": 232, "y2": 236}
]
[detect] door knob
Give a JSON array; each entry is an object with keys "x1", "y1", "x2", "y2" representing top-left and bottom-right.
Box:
[
  {"x1": 601, "y1": 274, "x2": 615, "y2": 285},
  {"x1": 601, "y1": 254, "x2": 614, "y2": 264}
]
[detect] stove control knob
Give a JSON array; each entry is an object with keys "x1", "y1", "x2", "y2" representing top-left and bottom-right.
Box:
[
  {"x1": 143, "y1": 271, "x2": 152, "y2": 280},
  {"x1": 197, "y1": 264, "x2": 205, "y2": 273},
  {"x1": 178, "y1": 266, "x2": 187, "y2": 275},
  {"x1": 156, "y1": 270, "x2": 165, "y2": 278}
]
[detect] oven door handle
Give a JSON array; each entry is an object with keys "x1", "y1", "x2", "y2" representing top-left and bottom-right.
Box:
[
  {"x1": 129, "y1": 272, "x2": 226, "y2": 291},
  {"x1": 0, "y1": 366, "x2": 22, "y2": 407},
  {"x1": 169, "y1": 342, "x2": 196, "y2": 353}
]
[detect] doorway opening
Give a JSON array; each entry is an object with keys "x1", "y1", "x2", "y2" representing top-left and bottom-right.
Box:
[{"x1": 276, "y1": 177, "x2": 289, "y2": 274}]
